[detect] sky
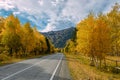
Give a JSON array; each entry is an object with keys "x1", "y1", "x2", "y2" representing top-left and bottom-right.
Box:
[{"x1": 0, "y1": 0, "x2": 120, "y2": 32}]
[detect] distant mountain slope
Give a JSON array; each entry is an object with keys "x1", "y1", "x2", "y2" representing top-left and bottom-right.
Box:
[{"x1": 42, "y1": 27, "x2": 76, "y2": 48}]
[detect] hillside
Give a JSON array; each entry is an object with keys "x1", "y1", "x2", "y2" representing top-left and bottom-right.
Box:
[{"x1": 42, "y1": 27, "x2": 76, "y2": 48}]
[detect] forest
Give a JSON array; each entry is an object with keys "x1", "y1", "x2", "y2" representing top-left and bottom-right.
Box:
[
  {"x1": 0, "y1": 14, "x2": 54, "y2": 63},
  {"x1": 64, "y1": 3, "x2": 120, "y2": 74}
]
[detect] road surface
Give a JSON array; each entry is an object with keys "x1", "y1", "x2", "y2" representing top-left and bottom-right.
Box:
[{"x1": 0, "y1": 53, "x2": 71, "y2": 80}]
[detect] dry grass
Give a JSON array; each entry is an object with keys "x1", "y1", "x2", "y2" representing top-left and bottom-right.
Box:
[
  {"x1": 0, "y1": 54, "x2": 48, "y2": 66},
  {"x1": 65, "y1": 53, "x2": 120, "y2": 80},
  {"x1": 106, "y1": 56, "x2": 120, "y2": 61},
  {"x1": 105, "y1": 56, "x2": 120, "y2": 68},
  {"x1": 0, "y1": 58, "x2": 24, "y2": 66}
]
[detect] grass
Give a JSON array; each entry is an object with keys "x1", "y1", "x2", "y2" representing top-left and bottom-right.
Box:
[
  {"x1": 0, "y1": 58, "x2": 24, "y2": 66},
  {"x1": 106, "y1": 56, "x2": 120, "y2": 61},
  {"x1": 0, "y1": 53, "x2": 50, "y2": 66},
  {"x1": 65, "y1": 53, "x2": 120, "y2": 80}
]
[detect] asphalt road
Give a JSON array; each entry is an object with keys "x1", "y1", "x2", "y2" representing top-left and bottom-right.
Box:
[{"x1": 0, "y1": 53, "x2": 71, "y2": 80}]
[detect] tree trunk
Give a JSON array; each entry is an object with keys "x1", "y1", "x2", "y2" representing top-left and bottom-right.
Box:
[
  {"x1": 100, "y1": 59, "x2": 102, "y2": 68},
  {"x1": 104, "y1": 58, "x2": 106, "y2": 68},
  {"x1": 90, "y1": 57, "x2": 95, "y2": 66}
]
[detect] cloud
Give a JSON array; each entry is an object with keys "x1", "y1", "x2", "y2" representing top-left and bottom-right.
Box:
[
  {"x1": 0, "y1": 0, "x2": 120, "y2": 32},
  {"x1": 38, "y1": 0, "x2": 44, "y2": 6},
  {"x1": 13, "y1": 11, "x2": 20, "y2": 15},
  {"x1": 41, "y1": 22, "x2": 56, "y2": 32},
  {"x1": 0, "y1": 0, "x2": 15, "y2": 10},
  {"x1": 61, "y1": 0, "x2": 120, "y2": 23}
]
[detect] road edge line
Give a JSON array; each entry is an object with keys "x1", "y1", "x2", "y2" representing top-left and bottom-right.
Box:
[
  {"x1": 1, "y1": 60, "x2": 44, "y2": 80},
  {"x1": 49, "y1": 54, "x2": 63, "y2": 80}
]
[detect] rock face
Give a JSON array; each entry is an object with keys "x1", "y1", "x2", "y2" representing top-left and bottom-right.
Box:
[{"x1": 42, "y1": 27, "x2": 76, "y2": 48}]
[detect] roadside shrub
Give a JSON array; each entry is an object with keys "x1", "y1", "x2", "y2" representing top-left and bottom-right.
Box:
[
  {"x1": 0, "y1": 53, "x2": 10, "y2": 62},
  {"x1": 112, "y1": 67, "x2": 120, "y2": 73}
]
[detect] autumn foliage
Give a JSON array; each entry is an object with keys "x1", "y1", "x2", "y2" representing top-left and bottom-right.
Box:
[
  {"x1": 0, "y1": 14, "x2": 54, "y2": 58},
  {"x1": 64, "y1": 3, "x2": 120, "y2": 67}
]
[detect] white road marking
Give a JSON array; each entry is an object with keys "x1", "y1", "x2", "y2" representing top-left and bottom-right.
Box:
[
  {"x1": 1, "y1": 53, "x2": 63, "y2": 80},
  {"x1": 1, "y1": 54, "x2": 54, "y2": 69},
  {"x1": 49, "y1": 54, "x2": 63, "y2": 80},
  {"x1": 0, "y1": 57, "x2": 45, "y2": 70},
  {"x1": 1, "y1": 60, "x2": 44, "y2": 80}
]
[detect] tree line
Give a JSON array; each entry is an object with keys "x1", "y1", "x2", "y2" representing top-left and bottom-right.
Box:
[
  {"x1": 0, "y1": 14, "x2": 54, "y2": 59},
  {"x1": 64, "y1": 3, "x2": 120, "y2": 67}
]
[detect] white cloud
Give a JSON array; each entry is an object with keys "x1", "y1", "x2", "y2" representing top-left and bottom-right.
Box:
[
  {"x1": 0, "y1": 0, "x2": 15, "y2": 10},
  {"x1": 41, "y1": 22, "x2": 56, "y2": 32},
  {"x1": 0, "y1": 0, "x2": 120, "y2": 32},
  {"x1": 61, "y1": 0, "x2": 120, "y2": 23},
  {"x1": 38, "y1": 0, "x2": 44, "y2": 6},
  {"x1": 13, "y1": 12, "x2": 20, "y2": 15}
]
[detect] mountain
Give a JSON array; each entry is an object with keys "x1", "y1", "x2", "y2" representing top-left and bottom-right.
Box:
[{"x1": 42, "y1": 27, "x2": 76, "y2": 48}]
